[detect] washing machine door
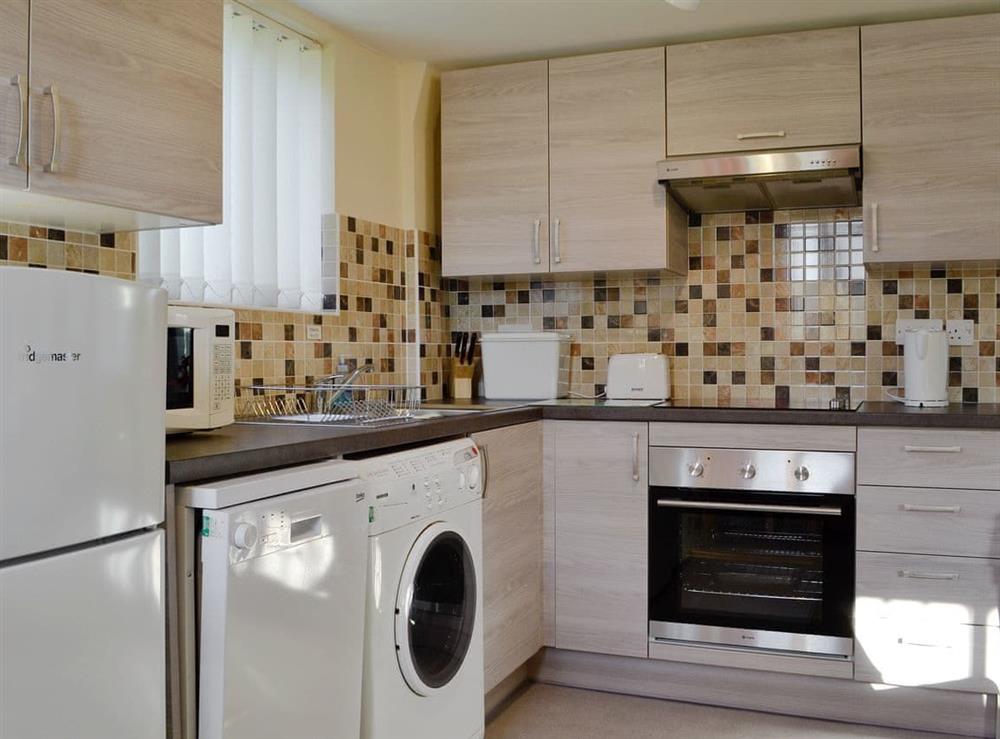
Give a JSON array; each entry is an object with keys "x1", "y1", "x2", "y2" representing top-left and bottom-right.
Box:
[{"x1": 395, "y1": 521, "x2": 477, "y2": 696}]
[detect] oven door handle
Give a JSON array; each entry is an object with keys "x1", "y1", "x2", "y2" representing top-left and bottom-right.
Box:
[{"x1": 655, "y1": 499, "x2": 842, "y2": 516}]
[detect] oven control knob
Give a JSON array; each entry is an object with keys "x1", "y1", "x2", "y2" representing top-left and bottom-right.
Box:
[
  {"x1": 794, "y1": 465, "x2": 810, "y2": 482},
  {"x1": 739, "y1": 463, "x2": 757, "y2": 480},
  {"x1": 232, "y1": 523, "x2": 258, "y2": 551},
  {"x1": 688, "y1": 461, "x2": 704, "y2": 478}
]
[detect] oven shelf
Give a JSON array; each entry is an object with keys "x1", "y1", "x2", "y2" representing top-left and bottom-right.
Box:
[{"x1": 681, "y1": 558, "x2": 824, "y2": 603}]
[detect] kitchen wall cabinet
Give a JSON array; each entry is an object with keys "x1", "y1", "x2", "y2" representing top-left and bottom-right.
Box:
[
  {"x1": 441, "y1": 61, "x2": 550, "y2": 277},
  {"x1": 0, "y1": 0, "x2": 28, "y2": 191},
  {"x1": 549, "y1": 48, "x2": 685, "y2": 273},
  {"x1": 553, "y1": 421, "x2": 648, "y2": 658},
  {"x1": 442, "y1": 49, "x2": 687, "y2": 277},
  {"x1": 474, "y1": 422, "x2": 544, "y2": 693},
  {"x1": 666, "y1": 27, "x2": 860, "y2": 156},
  {"x1": 0, "y1": 0, "x2": 222, "y2": 232},
  {"x1": 861, "y1": 14, "x2": 1000, "y2": 263}
]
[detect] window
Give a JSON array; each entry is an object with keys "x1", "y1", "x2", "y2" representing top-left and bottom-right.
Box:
[{"x1": 139, "y1": 4, "x2": 325, "y2": 311}]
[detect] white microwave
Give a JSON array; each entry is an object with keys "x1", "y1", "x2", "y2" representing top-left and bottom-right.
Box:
[{"x1": 166, "y1": 305, "x2": 235, "y2": 434}]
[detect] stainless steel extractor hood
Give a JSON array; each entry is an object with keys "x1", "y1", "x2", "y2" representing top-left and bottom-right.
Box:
[{"x1": 657, "y1": 145, "x2": 861, "y2": 213}]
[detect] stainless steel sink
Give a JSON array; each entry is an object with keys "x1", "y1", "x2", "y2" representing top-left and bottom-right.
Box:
[{"x1": 239, "y1": 407, "x2": 481, "y2": 428}]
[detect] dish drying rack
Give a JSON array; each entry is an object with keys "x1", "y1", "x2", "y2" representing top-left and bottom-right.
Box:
[{"x1": 235, "y1": 382, "x2": 422, "y2": 426}]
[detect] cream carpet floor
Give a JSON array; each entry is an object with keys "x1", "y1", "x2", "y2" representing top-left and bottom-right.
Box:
[{"x1": 486, "y1": 683, "x2": 956, "y2": 739}]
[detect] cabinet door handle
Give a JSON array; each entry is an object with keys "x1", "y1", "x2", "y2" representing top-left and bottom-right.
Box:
[
  {"x1": 631, "y1": 432, "x2": 640, "y2": 482},
  {"x1": 552, "y1": 218, "x2": 562, "y2": 264},
  {"x1": 904, "y1": 445, "x2": 962, "y2": 454},
  {"x1": 902, "y1": 504, "x2": 961, "y2": 514},
  {"x1": 43, "y1": 85, "x2": 62, "y2": 173},
  {"x1": 8, "y1": 74, "x2": 27, "y2": 169},
  {"x1": 736, "y1": 130, "x2": 786, "y2": 140},
  {"x1": 478, "y1": 443, "x2": 489, "y2": 499},
  {"x1": 871, "y1": 201, "x2": 879, "y2": 252},
  {"x1": 899, "y1": 570, "x2": 960, "y2": 581},
  {"x1": 532, "y1": 219, "x2": 541, "y2": 265}
]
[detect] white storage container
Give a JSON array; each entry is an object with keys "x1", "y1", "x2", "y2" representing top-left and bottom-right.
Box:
[{"x1": 481, "y1": 331, "x2": 570, "y2": 399}]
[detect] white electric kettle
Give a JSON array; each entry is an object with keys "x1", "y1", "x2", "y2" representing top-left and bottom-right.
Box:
[{"x1": 889, "y1": 327, "x2": 949, "y2": 407}]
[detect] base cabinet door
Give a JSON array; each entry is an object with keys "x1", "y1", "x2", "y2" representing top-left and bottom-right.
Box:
[
  {"x1": 0, "y1": 0, "x2": 28, "y2": 190},
  {"x1": 861, "y1": 14, "x2": 1000, "y2": 262},
  {"x1": 27, "y1": 0, "x2": 222, "y2": 223},
  {"x1": 475, "y1": 422, "x2": 544, "y2": 692},
  {"x1": 554, "y1": 421, "x2": 648, "y2": 658}
]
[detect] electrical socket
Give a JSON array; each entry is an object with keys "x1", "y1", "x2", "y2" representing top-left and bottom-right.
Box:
[
  {"x1": 946, "y1": 319, "x2": 974, "y2": 346},
  {"x1": 894, "y1": 318, "x2": 943, "y2": 345},
  {"x1": 306, "y1": 325, "x2": 322, "y2": 340}
]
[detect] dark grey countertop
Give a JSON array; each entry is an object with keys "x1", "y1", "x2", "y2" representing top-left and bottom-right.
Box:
[{"x1": 166, "y1": 399, "x2": 1000, "y2": 485}]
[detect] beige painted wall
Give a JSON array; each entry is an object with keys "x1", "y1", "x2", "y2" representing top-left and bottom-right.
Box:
[{"x1": 247, "y1": 1, "x2": 440, "y2": 232}]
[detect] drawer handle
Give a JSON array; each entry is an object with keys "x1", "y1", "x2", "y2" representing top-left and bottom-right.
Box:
[
  {"x1": 8, "y1": 74, "x2": 27, "y2": 169},
  {"x1": 899, "y1": 570, "x2": 960, "y2": 581},
  {"x1": 43, "y1": 85, "x2": 62, "y2": 173},
  {"x1": 631, "y1": 432, "x2": 640, "y2": 482},
  {"x1": 902, "y1": 504, "x2": 961, "y2": 514},
  {"x1": 736, "y1": 130, "x2": 786, "y2": 140},
  {"x1": 903, "y1": 445, "x2": 962, "y2": 453}
]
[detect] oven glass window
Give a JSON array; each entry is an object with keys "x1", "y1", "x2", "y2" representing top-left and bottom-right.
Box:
[
  {"x1": 405, "y1": 531, "x2": 476, "y2": 689},
  {"x1": 649, "y1": 491, "x2": 853, "y2": 638},
  {"x1": 166, "y1": 327, "x2": 195, "y2": 411}
]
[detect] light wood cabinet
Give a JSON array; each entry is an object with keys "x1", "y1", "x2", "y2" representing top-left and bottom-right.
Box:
[
  {"x1": 666, "y1": 27, "x2": 860, "y2": 156},
  {"x1": 553, "y1": 420, "x2": 648, "y2": 658},
  {"x1": 442, "y1": 49, "x2": 686, "y2": 277},
  {"x1": 0, "y1": 0, "x2": 28, "y2": 191},
  {"x1": 474, "y1": 422, "x2": 543, "y2": 692},
  {"x1": 857, "y1": 428, "x2": 1000, "y2": 490},
  {"x1": 26, "y1": 0, "x2": 222, "y2": 225},
  {"x1": 861, "y1": 14, "x2": 1000, "y2": 263},
  {"x1": 441, "y1": 61, "x2": 549, "y2": 277},
  {"x1": 549, "y1": 48, "x2": 685, "y2": 273}
]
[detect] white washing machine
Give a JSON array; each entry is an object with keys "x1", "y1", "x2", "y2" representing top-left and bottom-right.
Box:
[
  {"x1": 177, "y1": 459, "x2": 369, "y2": 739},
  {"x1": 360, "y1": 438, "x2": 485, "y2": 739}
]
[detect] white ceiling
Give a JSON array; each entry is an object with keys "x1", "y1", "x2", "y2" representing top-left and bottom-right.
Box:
[{"x1": 292, "y1": 0, "x2": 999, "y2": 68}]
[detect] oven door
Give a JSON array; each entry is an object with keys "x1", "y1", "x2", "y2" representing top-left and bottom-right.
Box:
[{"x1": 649, "y1": 487, "x2": 854, "y2": 658}]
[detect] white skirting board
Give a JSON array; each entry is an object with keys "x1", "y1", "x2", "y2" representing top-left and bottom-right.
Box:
[{"x1": 532, "y1": 648, "x2": 998, "y2": 738}]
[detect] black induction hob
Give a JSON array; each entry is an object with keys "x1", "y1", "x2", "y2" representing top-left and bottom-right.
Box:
[{"x1": 653, "y1": 398, "x2": 861, "y2": 411}]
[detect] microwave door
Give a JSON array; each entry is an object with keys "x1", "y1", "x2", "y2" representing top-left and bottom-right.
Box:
[{"x1": 167, "y1": 326, "x2": 196, "y2": 411}]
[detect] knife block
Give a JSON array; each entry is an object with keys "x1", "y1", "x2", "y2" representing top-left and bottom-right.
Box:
[{"x1": 451, "y1": 359, "x2": 476, "y2": 400}]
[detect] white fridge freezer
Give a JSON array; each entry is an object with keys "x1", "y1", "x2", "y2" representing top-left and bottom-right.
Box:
[{"x1": 0, "y1": 267, "x2": 168, "y2": 739}]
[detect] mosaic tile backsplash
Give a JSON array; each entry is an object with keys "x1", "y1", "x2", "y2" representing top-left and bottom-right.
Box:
[
  {"x1": 5, "y1": 207, "x2": 998, "y2": 405},
  {"x1": 0, "y1": 222, "x2": 136, "y2": 279},
  {"x1": 445, "y1": 208, "x2": 1000, "y2": 405}
]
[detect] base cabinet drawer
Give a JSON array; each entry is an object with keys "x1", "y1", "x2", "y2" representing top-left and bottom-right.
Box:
[
  {"x1": 854, "y1": 619, "x2": 999, "y2": 693},
  {"x1": 857, "y1": 428, "x2": 1000, "y2": 490},
  {"x1": 857, "y1": 552, "x2": 1000, "y2": 627},
  {"x1": 857, "y1": 485, "x2": 1000, "y2": 558}
]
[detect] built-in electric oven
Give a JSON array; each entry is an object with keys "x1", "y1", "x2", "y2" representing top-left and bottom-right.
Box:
[{"x1": 648, "y1": 447, "x2": 855, "y2": 660}]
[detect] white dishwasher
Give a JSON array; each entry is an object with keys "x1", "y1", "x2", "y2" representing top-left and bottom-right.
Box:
[{"x1": 176, "y1": 460, "x2": 369, "y2": 739}]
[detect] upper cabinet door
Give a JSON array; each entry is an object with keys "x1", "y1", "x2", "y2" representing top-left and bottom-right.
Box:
[
  {"x1": 28, "y1": 0, "x2": 222, "y2": 224},
  {"x1": 862, "y1": 14, "x2": 1000, "y2": 263},
  {"x1": 442, "y1": 61, "x2": 549, "y2": 277},
  {"x1": 549, "y1": 48, "x2": 685, "y2": 274},
  {"x1": 666, "y1": 28, "x2": 861, "y2": 156},
  {"x1": 0, "y1": 0, "x2": 29, "y2": 190}
]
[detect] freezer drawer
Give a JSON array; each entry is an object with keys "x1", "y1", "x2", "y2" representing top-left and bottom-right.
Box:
[{"x1": 0, "y1": 530, "x2": 166, "y2": 739}]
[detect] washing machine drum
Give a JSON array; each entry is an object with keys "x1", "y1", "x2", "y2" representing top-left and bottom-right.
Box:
[{"x1": 395, "y1": 522, "x2": 477, "y2": 696}]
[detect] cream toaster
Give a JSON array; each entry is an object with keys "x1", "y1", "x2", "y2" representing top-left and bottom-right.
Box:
[{"x1": 606, "y1": 353, "x2": 670, "y2": 400}]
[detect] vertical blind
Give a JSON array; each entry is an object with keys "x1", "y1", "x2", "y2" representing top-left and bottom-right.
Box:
[{"x1": 139, "y1": 5, "x2": 323, "y2": 311}]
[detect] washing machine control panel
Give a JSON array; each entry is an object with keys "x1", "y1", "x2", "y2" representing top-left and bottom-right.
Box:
[{"x1": 361, "y1": 439, "x2": 482, "y2": 534}]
